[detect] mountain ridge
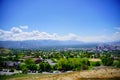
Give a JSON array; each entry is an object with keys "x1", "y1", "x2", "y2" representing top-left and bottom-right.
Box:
[
  {"x1": 0, "y1": 40, "x2": 119, "y2": 49},
  {"x1": 0, "y1": 40, "x2": 84, "y2": 49}
]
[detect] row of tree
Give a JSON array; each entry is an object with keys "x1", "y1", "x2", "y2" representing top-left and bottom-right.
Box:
[{"x1": 20, "y1": 58, "x2": 91, "y2": 74}]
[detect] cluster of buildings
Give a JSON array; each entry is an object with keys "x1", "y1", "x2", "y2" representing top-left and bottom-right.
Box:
[{"x1": 82, "y1": 44, "x2": 120, "y2": 53}]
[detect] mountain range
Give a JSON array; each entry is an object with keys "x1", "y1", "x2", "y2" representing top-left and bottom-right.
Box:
[
  {"x1": 0, "y1": 40, "x2": 85, "y2": 49},
  {"x1": 0, "y1": 40, "x2": 119, "y2": 49}
]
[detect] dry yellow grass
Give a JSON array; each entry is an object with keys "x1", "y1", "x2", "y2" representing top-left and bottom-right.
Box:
[
  {"x1": 89, "y1": 58, "x2": 101, "y2": 62},
  {"x1": 7, "y1": 68, "x2": 120, "y2": 80}
]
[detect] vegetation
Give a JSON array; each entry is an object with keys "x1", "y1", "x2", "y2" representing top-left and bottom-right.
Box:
[
  {"x1": 90, "y1": 61, "x2": 101, "y2": 66},
  {"x1": 0, "y1": 68, "x2": 120, "y2": 80},
  {"x1": 101, "y1": 56, "x2": 114, "y2": 66},
  {"x1": 0, "y1": 47, "x2": 120, "y2": 80},
  {"x1": 113, "y1": 60, "x2": 120, "y2": 68},
  {"x1": 54, "y1": 58, "x2": 90, "y2": 71},
  {"x1": 39, "y1": 62, "x2": 51, "y2": 72}
]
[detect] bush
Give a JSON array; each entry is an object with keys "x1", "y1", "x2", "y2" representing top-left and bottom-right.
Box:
[
  {"x1": 27, "y1": 64, "x2": 37, "y2": 71},
  {"x1": 20, "y1": 64, "x2": 28, "y2": 74},
  {"x1": 22, "y1": 67, "x2": 28, "y2": 74},
  {"x1": 57, "y1": 58, "x2": 90, "y2": 71},
  {"x1": 25, "y1": 58, "x2": 34, "y2": 65},
  {"x1": 101, "y1": 56, "x2": 113, "y2": 66},
  {"x1": 113, "y1": 60, "x2": 120, "y2": 68},
  {"x1": 39, "y1": 62, "x2": 51, "y2": 72},
  {"x1": 90, "y1": 61, "x2": 101, "y2": 66}
]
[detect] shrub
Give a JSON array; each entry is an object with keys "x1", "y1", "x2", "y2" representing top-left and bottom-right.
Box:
[
  {"x1": 20, "y1": 64, "x2": 28, "y2": 74},
  {"x1": 90, "y1": 61, "x2": 101, "y2": 66},
  {"x1": 22, "y1": 67, "x2": 28, "y2": 74},
  {"x1": 39, "y1": 62, "x2": 51, "y2": 72},
  {"x1": 113, "y1": 60, "x2": 120, "y2": 68},
  {"x1": 27, "y1": 64, "x2": 37, "y2": 71},
  {"x1": 101, "y1": 56, "x2": 113, "y2": 66},
  {"x1": 57, "y1": 58, "x2": 90, "y2": 71}
]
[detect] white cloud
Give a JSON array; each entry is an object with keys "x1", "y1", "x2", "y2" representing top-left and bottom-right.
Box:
[
  {"x1": 0, "y1": 29, "x2": 4, "y2": 35},
  {"x1": 78, "y1": 35, "x2": 110, "y2": 42},
  {"x1": 11, "y1": 27, "x2": 22, "y2": 33},
  {"x1": 20, "y1": 25, "x2": 28, "y2": 29},
  {"x1": 0, "y1": 26, "x2": 120, "y2": 42},
  {"x1": 111, "y1": 32, "x2": 120, "y2": 41},
  {"x1": 57, "y1": 33, "x2": 78, "y2": 41}
]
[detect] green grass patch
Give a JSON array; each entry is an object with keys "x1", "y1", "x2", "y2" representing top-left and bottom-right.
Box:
[{"x1": 0, "y1": 73, "x2": 45, "y2": 80}]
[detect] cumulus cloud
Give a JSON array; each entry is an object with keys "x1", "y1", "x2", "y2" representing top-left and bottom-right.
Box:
[
  {"x1": 0, "y1": 26, "x2": 120, "y2": 42},
  {"x1": 0, "y1": 30, "x2": 4, "y2": 35},
  {"x1": 20, "y1": 25, "x2": 28, "y2": 29},
  {"x1": 11, "y1": 27, "x2": 22, "y2": 33}
]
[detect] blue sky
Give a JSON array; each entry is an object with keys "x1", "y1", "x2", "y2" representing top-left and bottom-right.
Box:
[{"x1": 0, "y1": 0, "x2": 120, "y2": 42}]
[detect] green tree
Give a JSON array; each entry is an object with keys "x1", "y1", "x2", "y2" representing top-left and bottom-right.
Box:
[
  {"x1": 0, "y1": 57, "x2": 4, "y2": 70},
  {"x1": 44, "y1": 62, "x2": 51, "y2": 71},
  {"x1": 27, "y1": 64, "x2": 37, "y2": 71},
  {"x1": 39, "y1": 62, "x2": 44, "y2": 71},
  {"x1": 57, "y1": 58, "x2": 90, "y2": 71},
  {"x1": 113, "y1": 59, "x2": 120, "y2": 68},
  {"x1": 20, "y1": 64, "x2": 28, "y2": 74},
  {"x1": 90, "y1": 61, "x2": 101, "y2": 66},
  {"x1": 24, "y1": 58, "x2": 34, "y2": 65},
  {"x1": 101, "y1": 56, "x2": 113, "y2": 66},
  {"x1": 39, "y1": 62, "x2": 51, "y2": 72}
]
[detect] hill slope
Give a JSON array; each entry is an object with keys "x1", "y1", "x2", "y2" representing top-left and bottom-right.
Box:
[{"x1": 6, "y1": 68, "x2": 120, "y2": 80}]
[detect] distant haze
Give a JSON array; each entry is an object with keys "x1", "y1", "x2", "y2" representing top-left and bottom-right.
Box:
[{"x1": 0, "y1": 40, "x2": 98, "y2": 49}]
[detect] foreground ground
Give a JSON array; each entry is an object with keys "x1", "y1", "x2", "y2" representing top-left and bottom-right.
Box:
[{"x1": 1, "y1": 67, "x2": 120, "y2": 80}]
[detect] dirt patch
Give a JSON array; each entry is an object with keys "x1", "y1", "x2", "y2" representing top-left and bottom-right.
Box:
[{"x1": 89, "y1": 58, "x2": 101, "y2": 62}]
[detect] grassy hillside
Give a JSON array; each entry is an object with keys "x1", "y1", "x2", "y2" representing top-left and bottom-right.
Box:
[
  {"x1": 2, "y1": 68, "x2": 120, "y2": 80},
  {"x1": 0, "y1": 48, "x2": 11, "y2": 54}
]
